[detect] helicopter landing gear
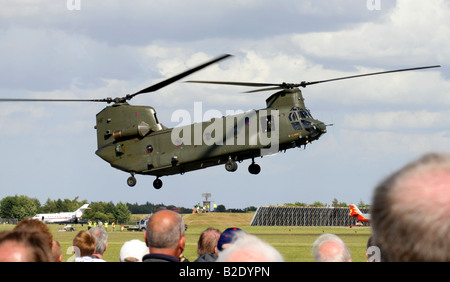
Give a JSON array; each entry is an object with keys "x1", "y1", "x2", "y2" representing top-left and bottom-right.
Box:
[
  {"x1": 153, "y1": 177, "x2": 163, "y2": 189},
  {"x1": 248, "y1": 159, "x2": 261, "y2": 175},
  {"x1": 225, "y1": 159, "x2": 238, "y2": 172},
  {"x1": 127, "y1": 173, "x2": 137, "y2": 187}
]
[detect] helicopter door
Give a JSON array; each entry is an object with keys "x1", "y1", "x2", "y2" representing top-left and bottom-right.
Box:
[
  {"x1": 260, "y1": 114, "x2": 275, "y2": 133},
  {"x1": 144, "y1": 135, "x2": 159, "y2": 172},
  {"x1": 146, "y1": 131, "x2": 180, "y2": 170}
]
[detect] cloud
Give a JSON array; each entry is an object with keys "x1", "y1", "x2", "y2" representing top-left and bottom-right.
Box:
[
  {"x1": 344, "y1": 110, "x2": 450, "y2": 131},
  {"x1": 290, "y1": 0, "x2": 450, "y2": 69},
  {"x1": 0, "y1": 27, "x2": 145, "y2": 91},
  {"x1": 0, "y1": 0, "x2": 449, "y2": 208}
]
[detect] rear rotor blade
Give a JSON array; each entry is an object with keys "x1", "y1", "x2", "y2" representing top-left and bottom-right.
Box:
[
  {"x1": 0, "y1": 98, "x2": 113, "y2": 103},
  {"x1": 0, "y1": 54, "x2": 233, "y2": 104},
  {"x1": 129, "y1": 54, "x2": 232, "y2": 99}
]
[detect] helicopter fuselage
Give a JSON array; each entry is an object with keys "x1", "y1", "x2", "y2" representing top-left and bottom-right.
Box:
[
  {"x1": 0, "y1": 52, "x2": 438, "y2": 190},
  {"x1": 94, "y1": 88, "x2": 326, "y2": 188}
]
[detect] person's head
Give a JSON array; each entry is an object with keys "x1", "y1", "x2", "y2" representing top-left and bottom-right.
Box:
[
  {"x1": 14, "y1": 218, "x2": 53, "y2": 249},
  {"x1": 144, "y1": 210, "x2": 186, "y2": 257},
  {"x1": 119, "y1": 239, "x2": 149, "y2": 262},
  {"x1": 0, "y1": 230, "x2": 53, "y2": 262},
  {"x1": 216, "y1": 232, "x2": 283, "y2": 262},
  {"x1": 52, "y1": 240, "x2": 63, "y2": 262},
  {"x1": 197, "y1": 228, "x2": 221, "y2": 256},
  {"x1": 88, "y1": 227, "x2": 108, "y2": 255},
  {"x1": 72, "y1": 230, "x2": 96, "y2": 257},
  {"x1": 217, "y1": 227, "x2": 243, "y2": 252},
  {"x1": 312, "y1": 233, "x2": 352, "y2": 262},
  {"x1": 371, "y1": 153, "x2": 450, "y2": 262}
]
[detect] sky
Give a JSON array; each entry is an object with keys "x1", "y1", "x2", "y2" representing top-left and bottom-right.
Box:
[{"x1": 0, "y1": 0, "x2": 449, "y2": 210}]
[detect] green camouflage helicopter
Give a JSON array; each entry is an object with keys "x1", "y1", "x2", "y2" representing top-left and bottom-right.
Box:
[{"x1": 0, "y1": 54, "x2": 439, "y2": 189}]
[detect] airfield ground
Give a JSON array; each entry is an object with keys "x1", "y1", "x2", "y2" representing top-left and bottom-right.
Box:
[{"x1": 0, "y1": 212, "x2": 372, "y2": 262}]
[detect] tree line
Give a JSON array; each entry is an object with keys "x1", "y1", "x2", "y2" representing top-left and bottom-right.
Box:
[
  {"x1": 0, "y1": 195, "x2": 368, "y2": 222},
  {"x1": 283, "y1": 198, "x2": 369, "y2": 208},
  {"x1": 0, "y1": 196, "x2": 132, "y2": 223},
  {"x1": 0, "y1": 195, "x2": 240, "y2": 223}
]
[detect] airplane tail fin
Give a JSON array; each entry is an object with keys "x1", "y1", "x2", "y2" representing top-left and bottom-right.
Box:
[
  {"x1": 349, "y1": 204, "x2": 362, "y2": 217},
  {"x1": 76, "y1": 204, "x2": 90, "y2": 214},
  {"x1": 349, "y1": 204, "x2": 370, "y2": 222}
]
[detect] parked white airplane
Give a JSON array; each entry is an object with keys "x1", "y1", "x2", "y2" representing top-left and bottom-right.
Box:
[{"x1": 32, "y1": 204, "x2": 90, "y2": 224}]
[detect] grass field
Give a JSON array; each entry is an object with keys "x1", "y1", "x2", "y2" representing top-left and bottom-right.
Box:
[{"x1": 0, "y1": 213, "x2": 372, "y2": 262}]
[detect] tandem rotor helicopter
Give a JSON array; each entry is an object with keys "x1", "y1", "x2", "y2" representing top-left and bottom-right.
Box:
[{"x1": 0, "y1": 54, "x2": 440, "y2": 189}]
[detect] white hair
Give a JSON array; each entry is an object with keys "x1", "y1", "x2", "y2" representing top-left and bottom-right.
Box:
[
  {"x1": 216, "y1": 231, "x2": 284, "y2": 262},
  {"x1": 311, "y1": 233, "x2": 351, "y2": 262}
]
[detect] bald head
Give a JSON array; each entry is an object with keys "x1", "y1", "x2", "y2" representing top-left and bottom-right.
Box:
[
  {"x1": 316, "y1": 241, "x2": 351, "y2": 262},
  {"x1": 372, "y1": 153, "x2": 450, "y2": 261},
  {"x1": 312, "y1": 233, "x2": 351, "y2": 262},
  {"x1": 145, "y1": 210, "x2": 185, "y2": 253},
  {"x1": 395, "y1": 163, "x2": 450, "y2": 218}
]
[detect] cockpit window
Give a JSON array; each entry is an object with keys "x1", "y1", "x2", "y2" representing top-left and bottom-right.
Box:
[
  {"x1": 298, "y1": 110, "x2": 310, "y2": 119},
  {"x1": 290, "y1": 107, "x2": 312, "y2": 119},
  {"x1": 289, "y1": 107, "x2": 314, "y2": 131},
  {"x1": 289, "y1": 112, "x2": 299, "y2": 121},
  {"x1": 302, "y1": 120, "x2": 314, "y2": 131},
  {"x1": 291, "y1": 122, "x2": 302, "y2": 131}
]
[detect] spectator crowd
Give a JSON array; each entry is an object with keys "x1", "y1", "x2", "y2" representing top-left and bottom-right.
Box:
[{"x1": 0, "y1": 153, "x2": 449, "y2": 262}]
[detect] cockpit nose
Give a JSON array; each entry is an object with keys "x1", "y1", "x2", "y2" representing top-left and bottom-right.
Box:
[
  {"x1": 310, "y1": 121, "x2": 327, "y2": 140},
  {"x1": 316, "y1": 122, "x2": 327, "y2": 134}
]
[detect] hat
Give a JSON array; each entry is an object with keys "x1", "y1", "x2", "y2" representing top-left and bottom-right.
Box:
[
  {"x1": 217, "y1": 227, "x2": 244, "y2": 251},
  {"x1": 119, "y1": 239, "x2": 149, "y2": 262}
]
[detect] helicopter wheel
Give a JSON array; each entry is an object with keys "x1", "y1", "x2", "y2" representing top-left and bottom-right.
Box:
[
  {"x1": 248, "y1": 163, "x2": 261, "y2": 175},
  {"x1": 127, "y1": 176, "x2": 137, "y2": 187},
  {"x1": 225, "y1": 160, "x2": 238, "y2": 172},
  {"x1": 153, "y1": 178, "x2": 163, "y2": 189}
]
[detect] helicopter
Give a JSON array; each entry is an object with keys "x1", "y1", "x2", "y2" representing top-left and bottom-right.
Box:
[{"x1": 0, "y1": 54, "x2": 440, "y2": 189}]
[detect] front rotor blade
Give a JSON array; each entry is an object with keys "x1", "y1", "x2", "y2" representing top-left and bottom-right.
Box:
[
  {"x1": 186, "y1": 80, "x2": 280, "y2": 88},
  {"x1": 303, "y1": 65, "x2": 441, "y2": 87},
  {"x1": 129, "y1": 54, "x2": 232, "y2": 98},
  {"x1": 187, "y1": 65, "x2": 441, "y2": 92},
  {"x1": 244, "y1": 87, "x2": 284, "y2": 93}
]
